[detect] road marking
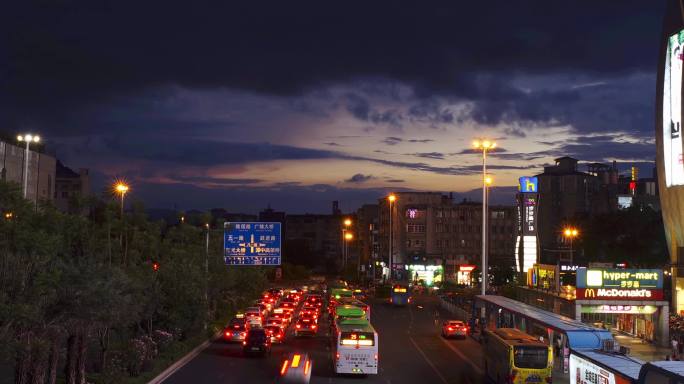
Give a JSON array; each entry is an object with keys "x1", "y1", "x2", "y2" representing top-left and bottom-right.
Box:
[
  {"x1": 409, "y1": 337, "x2": 449, "y2": 384},
  {"x1": 437, "y1": 337, "x2": 484, "y2": 375}
]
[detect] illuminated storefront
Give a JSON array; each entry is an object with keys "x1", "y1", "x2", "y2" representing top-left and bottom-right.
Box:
[
  {"x1": 457, "y1": 265, "x2": 475, "y2": 286},
  {"x1": 408, "y1": 264, "x2": 442, "y2": 286},
  {"x1": 575, "y1": 268, "x2": 669, "y2": 346}
]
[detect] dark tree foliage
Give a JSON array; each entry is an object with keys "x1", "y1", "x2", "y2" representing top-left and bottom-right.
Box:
[{"x1": 0, "y1": 181, "x2": 267, "y2": 383}]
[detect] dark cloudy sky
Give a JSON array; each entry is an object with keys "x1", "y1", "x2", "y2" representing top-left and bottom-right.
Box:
[{"x1": 0, "y1": 1, "x2": 666, "y2": 213}]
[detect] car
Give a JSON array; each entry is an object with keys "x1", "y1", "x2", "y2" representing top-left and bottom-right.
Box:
[
  {"x1": 223, "y1": 320, "x2": 247, "y2": 343},
  {"x1": 279, "y1": 353, "x2": 312, "y2": 384},
  {"x1": 247, "y1": 316, "x2": 263, "y2": 329},
  {"x1": 256, "y1": 303, "x2": 270, "y2": 317},
  {"x1": 243, "y1": 328, "x2": 271, "y2": 356},
  {"x1": 294, "y1": 317, "x2": 318, "y2": 336},
  {"x1": 304, "y1": 294, "x2": 322, "y2": 307},
  {"x1": 245, "y1": 307, "x2": 263, "y2": 321},
  {"x1": 266, "y1": 317, "x2": 285, "y2": 329},
  {"x1": 300, "y1": 307, "x2": 319, "y2": 320},
  {"x1": 281, "y1": 311, "x2": 293, "y2": 325},
  {"x1": 265, "y1": 325, "x2": 285, "y2": 344},
  {"x1": 256, "y1": 299, "x2": 273, "y2": 312},
  {"x1": 441, "y1": 320, "x2": 468, "y2": 339},
  {"x1": 279, "y1": 301, "x2": 296, "y2": 313}
]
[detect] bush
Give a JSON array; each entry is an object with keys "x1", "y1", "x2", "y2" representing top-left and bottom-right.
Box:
[{"x1": 152, "y1": 330, "x2": 173, "y2": 352}]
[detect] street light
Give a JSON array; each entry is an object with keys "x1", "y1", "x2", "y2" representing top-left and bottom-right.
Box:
[
  {"x1": 17, "y1": 134, "x2": 41, "y2": 199},
  {"x1": 473, "y1": 139, "x2": 496, "y2": 296},
  {"x1": 563, "y1": 227, "x2": 579, "y2": 265},
  {"x1": 114, "y1": 182, "x2": 129, "y2": 217},
  {"x1": 342, "y1": 219, "x2": 352, "y2": 268},
  {"x1": 388, "y1": 194, "x2": 396, "y2": 281}
]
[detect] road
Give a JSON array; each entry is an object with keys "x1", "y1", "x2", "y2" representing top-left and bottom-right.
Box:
[{"x1": 163, "y1": 294, "x2": 485, "y2": 384}]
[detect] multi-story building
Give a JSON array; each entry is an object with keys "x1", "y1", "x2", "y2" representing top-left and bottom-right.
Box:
[
  {"x1": 355, "y1": 204, "x2": 379, "y2": 279},
  {"x1": 378, "y1": 192, "x2": 516, "y2": 284},
  {"x1": 0, "y1": 139, "x2": 56, "y2": 204},
  {"x1": 536, "y1": 157, "x2": 618, "y2": 263},
  {"x1": 54, "y1": 160, "x2": 91, "y2": 212}
]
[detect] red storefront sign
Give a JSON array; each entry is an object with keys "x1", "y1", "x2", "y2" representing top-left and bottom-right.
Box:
[{"x1": 576, "y1": 288, "x2": 663, "y2": 300}]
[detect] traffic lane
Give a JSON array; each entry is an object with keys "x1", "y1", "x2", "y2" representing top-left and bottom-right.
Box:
[
  {"x1": 406, "y1": 294, "x2": 485, "y2": 384},
  {"x1": 162, "y1": 338, "x2": 285, "y2": 384}
]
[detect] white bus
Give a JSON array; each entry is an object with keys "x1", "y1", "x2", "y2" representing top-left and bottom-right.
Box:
[{"x1": 332, "y1": 318, "x2": 378, "y2": 375}]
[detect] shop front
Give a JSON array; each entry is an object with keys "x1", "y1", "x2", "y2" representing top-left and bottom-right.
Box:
[
  {"x1": 408, "y1": 264, "x2": 443, "y2": 286},
  {"x1": 575, "y1": 268, "x2": 669, "y2": 347},
  {"x1": 456, "y1": 264, "x2": 475, "y2": 286}
]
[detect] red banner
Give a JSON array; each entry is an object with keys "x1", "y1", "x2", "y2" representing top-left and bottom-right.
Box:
[{"x1": 576, "y1": 288, "x2": 663, "y2": 301}]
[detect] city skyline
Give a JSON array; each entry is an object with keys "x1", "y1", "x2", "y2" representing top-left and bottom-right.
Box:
[{"x1": 2, "y1": 2, "x2": 664, "y2": 212}]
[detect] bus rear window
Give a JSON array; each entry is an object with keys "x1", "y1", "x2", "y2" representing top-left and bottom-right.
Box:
[
  {"x1": 393, "y1": 287, "x2": 407, "y2": 293},
  {"x1": 513, "y1": 346, "x2": 548, "y2": 369},
  {"x1": 340, "y1": 332, "x2": 375, "y2": 346}
]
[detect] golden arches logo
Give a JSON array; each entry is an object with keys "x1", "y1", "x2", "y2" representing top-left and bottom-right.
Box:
[{"x1": 584, "y1": 289, "x2": 596, "y2": 298}]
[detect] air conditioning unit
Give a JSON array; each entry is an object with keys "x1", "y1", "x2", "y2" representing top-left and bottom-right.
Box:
[{"x1": 601, "y1": 339, "x2": 616, "y2": 352}]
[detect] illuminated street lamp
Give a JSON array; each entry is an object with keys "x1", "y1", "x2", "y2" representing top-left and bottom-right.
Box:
[
  {"x1": 563, "y1": 227, "x2": 579, "y2": 265},
  {"x1": 473, "y1": 139, "x2": 496, "y2": 296},
  {"x1": 342, "y1": 218, "x2": 353, "y2": 268},
  {"x1": 345, "y1": 232, "x2": 353, "y2": 241},
  {"x1": 114, "y1": 182, "x2": 129, "y2": 217},
  {"x1": 388, "y1": 194, "x2": 397, "y2": 281},
  {"x1": 16, "y1": 134, "x2": 41, "y2": 199}
]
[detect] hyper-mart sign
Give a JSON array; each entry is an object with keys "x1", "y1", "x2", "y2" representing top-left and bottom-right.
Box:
[{"x1": 576, "y1": 268, "x2": 663, "y2": 301}]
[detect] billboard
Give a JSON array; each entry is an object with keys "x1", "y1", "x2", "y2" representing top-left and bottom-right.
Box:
[
  {"x1": 570, "y1": 354, "x2": 631, "y2": 384},
  {"x1": 664, "y1": 29, "x2": 684, "y2": 187},
  {"x1": 518, "y1": 176, "x2": 538, "y2": 193},
  {"x1": 576, "y1": 268, "x2": 663, "y2": 301},
  {"x1": 515, "y1": 193, "x2": 539, "y2": 273},
  {"x1": 224, "y1": 222, "x2": 282, "y2": 265}
]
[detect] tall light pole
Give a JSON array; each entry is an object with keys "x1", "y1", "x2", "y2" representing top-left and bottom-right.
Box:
[
  {"x1": 388, "y1": 194, "x2": 396, "y2": 281},
  {"x1": 204, "y1": 223, "x2": 210, "y2": 331},
  {"x1": 345, "y1": 232, "x2": 354, "y2": 278},
  {"x1": 563, "y1": 227, "x2": 579, "y2": 265},
  {"x1": 115, "y1": 182, "x2": 129, "y2": 217},
  {"x1": 473, "y1": 139, "x2": 496, "y2": 296},
  {"x1": 16, "y1": 134, "x2": 40, "y2": 199},
  {"x1": 343, "y1": 219, "x2": 352, "y2": 269}
]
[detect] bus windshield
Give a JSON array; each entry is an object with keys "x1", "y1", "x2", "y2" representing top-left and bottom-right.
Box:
[{"x1": 513, "y1": 346, "x2": 548, "y2": 369}]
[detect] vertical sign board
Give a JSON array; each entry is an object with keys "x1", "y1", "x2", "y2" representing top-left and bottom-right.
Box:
[
  {"x1": 516, "y1": 187, "x2": 539, "y2": 274},
  {"x1": 569, "y1": 354, "x2": 632, "y2": 384},
  {"x1": 224, "y1": 222, "x2": 281, "y2": 265},
  {"x1": 664, "y1": 30, "x2": 684, "y2": 187}
]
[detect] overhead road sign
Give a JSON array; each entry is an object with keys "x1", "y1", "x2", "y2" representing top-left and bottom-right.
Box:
[{"x1": 224, "y1": 222, "x2": 281, "y2": 265}]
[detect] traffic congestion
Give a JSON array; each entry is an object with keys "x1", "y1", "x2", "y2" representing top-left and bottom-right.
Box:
[{"x1": 220, "y1": 280, "x2": 381, "y2": 383}]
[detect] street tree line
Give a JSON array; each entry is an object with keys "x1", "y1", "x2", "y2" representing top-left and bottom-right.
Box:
[{"x1": 0, "y1": 181, "x2": 268, "y2": 383}]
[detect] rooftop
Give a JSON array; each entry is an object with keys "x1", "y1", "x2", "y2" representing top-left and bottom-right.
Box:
[{"x1": 573, "y1": 349, "x2": 644, "y2": 380}]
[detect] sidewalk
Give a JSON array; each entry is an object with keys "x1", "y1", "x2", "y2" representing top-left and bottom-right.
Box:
[{"x1": 611, "y1": 332, "x2": 671, "y2": 362}]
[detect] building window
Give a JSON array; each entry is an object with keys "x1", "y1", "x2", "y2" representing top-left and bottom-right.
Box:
[
  {"x1": 491, "y1": 210, "x2": 505, "y2": 219},
  {"x1": 407, "y1": 224, "x2": 426, "y2": 233}
]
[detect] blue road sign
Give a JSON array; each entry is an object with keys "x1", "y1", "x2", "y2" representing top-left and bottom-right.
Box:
[{"x1": 224, "y1": 222, "x2": 281, "y2": 266}]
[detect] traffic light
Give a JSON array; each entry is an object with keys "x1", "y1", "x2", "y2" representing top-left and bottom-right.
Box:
[{"x1": 152, "y1": 262, "x2": 159, "y2": 272}]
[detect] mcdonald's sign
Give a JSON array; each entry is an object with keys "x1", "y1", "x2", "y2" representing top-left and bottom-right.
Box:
[
  {"x1": 576, "y1": 287, "x2": 663, "y2": 301},
  {"x1": 518, "y1": 177, "x2": 538, "y2": 193}
]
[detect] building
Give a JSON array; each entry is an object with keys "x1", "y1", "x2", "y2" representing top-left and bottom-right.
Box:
[
  {"x1": 536, "y1": 157, "x2": 618, "y2": 264},
  {"x1": 284, "y1": 211, "x2": 344, "y2": 269},
  {"x1": 0, "y1": 139, "x2": 56, "y2": 204},
  {"x1": 657, "y1": 0, "x2": 684, "y2": 315},
  {"x1": 54, "y1": 160, "x2": 91, "y2": 212},
  {"x1": 355, "y1": 204, "x2": 379, "y2": 279},
  {"x1": 378, "y1": 192, "x2": 516, "y2": 285}
]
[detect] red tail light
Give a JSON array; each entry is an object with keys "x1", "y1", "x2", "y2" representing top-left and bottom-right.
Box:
[
  {"x1": 374, "y1": 353, "x2": 378, "y2": 361},
  {"x1": 277, "y1": 334, "x2": 282, "y2": 338},
  {"x1": 312, "y1": 324, "x2": 317, "y2": 329},
  {"x1": 335, "y1": 352, "x2": 340, "y2": 360},
  {"x1": 280, "y1": 360, "x2": 289, "y2": 376},
  {"x1": 242, "y1": 341, "x2": 247, "y2": 346},
  {"x1": 296, "y1": 324, "x2": 301, "y2": 329},
  {"x1": 225, "y1": 331, "x2": 231, "y2": 337},
  {"x1": 447, "y1": 327, "x2": 454, "y2": 331}
]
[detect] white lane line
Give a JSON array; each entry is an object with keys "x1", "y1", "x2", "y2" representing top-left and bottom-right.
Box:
[
  {"x1": 409, "y1": 337, "x2": 449, "y2": 384},
  {"x1": 437, "y1": 337, "x2": 484, "y2": 376}
]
